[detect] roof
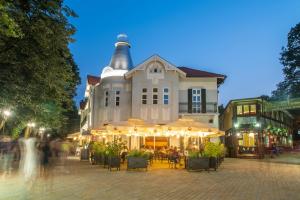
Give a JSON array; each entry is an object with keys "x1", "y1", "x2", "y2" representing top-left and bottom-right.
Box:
[
  {"x1": 109, "y1": 34, "x2": 133, "y2": 70},
  {"x1": 178, "y1": 66, "x2": 226, "y2": 85},
  {"x1": 87, "y1": 75, "x2": 100, "y2": 85},
  {"x1": 125, "y1": 54, "x2": 186, "y2": 78},
  {"x1": 178, "y1": 66, "x2": 225, "y2": 78}
]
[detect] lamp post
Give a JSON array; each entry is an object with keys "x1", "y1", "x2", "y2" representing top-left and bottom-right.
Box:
[
  {"x1": 1, "y1": 109, "x2": 12, "y2": 135},
  {"x1": 26, "y1": 122, "x2": 36, "y2": 137}
]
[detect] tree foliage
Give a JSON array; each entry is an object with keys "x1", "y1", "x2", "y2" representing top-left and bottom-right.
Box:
[
  {"x1": 0, "y1": 0, "x2": 80, "y2": 136},
  {"x1": 0, "y1": 0, "x2": 23, "y2": 37},
  {"x1": 272, "y1": 22, "x2": 300, "y2": 100}
]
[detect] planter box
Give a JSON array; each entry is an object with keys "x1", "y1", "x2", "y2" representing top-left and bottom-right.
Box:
[
  {"x1": 186, "y1": 157, "x2": 210, "y2": 171},
  {"x1": 108, "y1": 156, "x2": 121, "y2": 171},
  {"x1": 127, "y1": 157, "x2": 148, "y2": 170},
  {"x1": 80, "y1": 149, "x2": 89, "y2": 161},
  {"x1": 94, "y1": 154, "x2": 104, "y2": 165},
  {"x1": 209, "y1": 157, "x2": 218, "y2": 171}
]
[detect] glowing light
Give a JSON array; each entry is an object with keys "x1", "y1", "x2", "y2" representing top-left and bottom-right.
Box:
[
  {"x1": 249, "y1": 132, "x2": 254, "y2": 137},
  {"x1": 234, "y1": 123, "x2": 239, "y2": 128},
  {"x1": 236, "y1": 133, "x2": 240, "y2": 137},
  {"x1": 255, "y1": 123, "x2": 261, "y2": 127},
  {"x1": 3, "y1": 110, "x2": 11, "y2": 117},
  {"x1": 27, "y1": 122, "x2": 36, "y2": 128}
]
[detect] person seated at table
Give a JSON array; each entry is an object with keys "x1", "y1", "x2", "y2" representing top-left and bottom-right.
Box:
[
  {"x1": 120, "y1": 147, "x2": 128, "y2": 163},
  {"x1": 171, "y1": 147, "x2": 179, "y2": 169}
]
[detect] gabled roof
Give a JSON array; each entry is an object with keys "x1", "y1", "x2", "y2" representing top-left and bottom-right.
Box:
[
  {"x1": 178, "y1": 66, "x2": 226, "y2": 85},
  {"x1": 125, "y1": 54, "x2": 186, "y2": 78},
  {"x1": 87, "y1": 75, "x2": 100, "y2": 85}
]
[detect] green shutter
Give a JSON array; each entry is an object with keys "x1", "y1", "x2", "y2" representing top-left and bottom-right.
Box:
[
  {"x1": 201, "y1": 88, "x2": 206, "y2": 113},
  {"x1": 188, "y1": 89, "x2": 192, "y2": 113}
]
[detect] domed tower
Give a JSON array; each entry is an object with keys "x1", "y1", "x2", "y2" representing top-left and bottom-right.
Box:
[
  {"x1": 97, "y1": 34, "x2": 133, "y2": 125},
  {"x1": 101, "y1": 34, "x2": 133, "y2": 78}
]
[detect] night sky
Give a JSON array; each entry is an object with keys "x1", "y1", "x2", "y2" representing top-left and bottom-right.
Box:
[{"x1": 66, "y1": 0, "x2": 300, "y2": 107}]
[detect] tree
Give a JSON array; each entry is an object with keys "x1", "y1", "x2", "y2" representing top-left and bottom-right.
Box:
[
  {"x1": 0, "y1": 0, "x2": 23, "y2": 37},
  {"x1": 272, "y1": 22, "x2": 300, "y2": 100},
  {"x1": 0, "y1": 0, "x2": 80, "y2": 136}
]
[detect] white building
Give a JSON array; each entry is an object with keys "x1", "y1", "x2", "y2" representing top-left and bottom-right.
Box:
[{"x1": 79, "y1": 34, "x2": 226, "y2": 150}]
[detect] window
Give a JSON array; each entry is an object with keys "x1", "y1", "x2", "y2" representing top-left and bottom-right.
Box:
[
  {"x1": 237, "y1": 104, "x2": 256, "y2": 115},
  {"x1": 237, "y1": 105, "x2": 243, "y2": 115},
  {"x1": 105, "y1": 91, "x2": 109, "y2": 107},
  {"x1": 243, "y1": 105, "x2": 249, "y2": 114},
  {"x1": 163, "y1": 88, "x2": 169, "y2": 105},
  {"x1": 142, "y1": 88, "x2": 147, "y2": 104},
  {"x1": 115, "y1": 91, "x2": 120, "y2": 106},
  {"x1": 192, "y1": 89, "x2": 201, "y2": 113},
  {"x1": 153, "y1": 88, "x2": 158, "y2": 104},
  {"x1": 250, "y1": 104, "x2": 256, "y2": 114}
]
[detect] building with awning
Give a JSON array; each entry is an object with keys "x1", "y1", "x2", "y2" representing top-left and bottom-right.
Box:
[{"x1": 79, "y1": 34, "x2": 226, "y2": 151}]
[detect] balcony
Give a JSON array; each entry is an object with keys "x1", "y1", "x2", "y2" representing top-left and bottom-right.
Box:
[{"x1": 179, "y1": 102, "x2": 218, "y2": 113}]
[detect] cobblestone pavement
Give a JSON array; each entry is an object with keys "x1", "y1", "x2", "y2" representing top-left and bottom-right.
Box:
[{"x1": 0, "y1": 157, "x2": 300, "y2": 200}]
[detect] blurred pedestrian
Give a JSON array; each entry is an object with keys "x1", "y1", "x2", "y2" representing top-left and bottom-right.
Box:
[
  {"x1": 19, "y1": 131, "x2": 38, "y2": 187},
  {"x1": 1, "y1": 139, "x2": 15, "y2": 178}
]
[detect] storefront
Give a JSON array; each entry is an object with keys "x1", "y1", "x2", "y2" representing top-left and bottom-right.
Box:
[
  {"x1": 220, "y1": 97, "x2": 294, "y2": 158},
  {"x1": 88, "y1": 118, "x2": 223, "y2": 151}
]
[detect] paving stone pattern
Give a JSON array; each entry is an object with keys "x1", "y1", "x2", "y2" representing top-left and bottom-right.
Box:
[{"x1": 0, "y1": 158, "x2": 300, "y2": 200}]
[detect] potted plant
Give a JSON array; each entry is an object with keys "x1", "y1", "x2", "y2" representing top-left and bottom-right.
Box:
[
  {"x1": 90, "y1": 142, "x2": 105, "y2": 165},
  {"x1": 105, "y1": 142, "x2": 123, "y2": 171},
  {"x1": 127, "y1": 150, "x2": 149, "y2": 171},
  {"x1": 204, "y1": 142, "x2": 221, "y2": 171},
  {"x1": 186, "y1": 150, "x2": 210, "y2": 171}
]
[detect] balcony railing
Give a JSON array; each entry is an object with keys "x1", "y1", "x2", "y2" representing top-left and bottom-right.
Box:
[{"x1": 179, "y1": 102, "x2": 218, "y2": 113}]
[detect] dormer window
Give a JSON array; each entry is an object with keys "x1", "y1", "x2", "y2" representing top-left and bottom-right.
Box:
[{"x1": 148, "y1": 61, "x2": 164, "y2": 74}]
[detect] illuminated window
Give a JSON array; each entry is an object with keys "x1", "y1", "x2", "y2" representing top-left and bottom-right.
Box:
[
  {"x1": 237, "y1": 105, "x2": 243, "y2": 115},
  {"x1": 243, "y1": 105, "x2": 249, "y2": 114},
  {"x1": 250, "y1": 104, "x2": 256, "y2": 114}
]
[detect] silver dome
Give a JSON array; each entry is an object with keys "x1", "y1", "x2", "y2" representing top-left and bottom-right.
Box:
[{"x1": 109, "y1": 34, "x2": 133, "y2": 70}]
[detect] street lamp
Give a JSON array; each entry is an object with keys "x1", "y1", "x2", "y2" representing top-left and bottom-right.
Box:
[
  {"x1": 1, "y1": 109, "x2": 12, "y2": 135},
  {"x1": 27, "y1": 122, "x2": 36, "y2": 128}
]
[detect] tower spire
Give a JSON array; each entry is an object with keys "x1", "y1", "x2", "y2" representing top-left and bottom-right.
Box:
[{"x1": 109, "y1": 34, "x2": 133, "y2": 70}]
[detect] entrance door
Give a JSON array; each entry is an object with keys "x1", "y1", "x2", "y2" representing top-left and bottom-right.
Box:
[{"x1": 145, "y1": 136, "x2": 168, "y2": 149}]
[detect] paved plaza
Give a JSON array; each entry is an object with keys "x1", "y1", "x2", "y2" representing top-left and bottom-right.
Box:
[{"x1": 1, "y1": 156, "x2": 300, "y2": 200}]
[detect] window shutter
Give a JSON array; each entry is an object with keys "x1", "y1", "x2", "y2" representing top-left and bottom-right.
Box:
[
  {"x1": 201, "y1": 88, "x2": 206, "y2": 113},
  {"x1": 188, "y1": 89, "x2": 192, "y2": 113}
]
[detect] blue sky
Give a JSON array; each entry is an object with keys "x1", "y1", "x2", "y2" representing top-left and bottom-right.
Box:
[{"x1": 66, "y1": 0, "x2": 300, "y2": 106}]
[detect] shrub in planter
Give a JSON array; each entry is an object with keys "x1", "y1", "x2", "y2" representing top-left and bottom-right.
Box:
[
  {"x1": 91, "y1": 142, "x2": 105, "y2": 165},
  {"x1": 127, "y1": 150, "x2": 149, "y2": 170},
  {"x1": 204, "y1": 142, "x2": 222, "y2": 171},
  {"x1": 186, "y1": 151, "x2": 210, "y2": 171},
  {"x1": 105, "y1": 142, "x2": 123, "y2": 171}
]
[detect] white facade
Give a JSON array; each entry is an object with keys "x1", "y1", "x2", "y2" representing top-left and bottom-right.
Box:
[{"x1": 79, "y1": 35, "x2": 225, "y2": 148}]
